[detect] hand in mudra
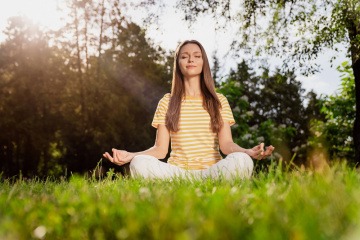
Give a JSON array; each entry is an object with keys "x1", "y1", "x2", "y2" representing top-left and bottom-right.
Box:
[
  {"x1": 247, "y1": 143, "x2": 274, "y2": 160},
  {"x1": 103, "y1": 148, "x2": 135, "y2": 166}
]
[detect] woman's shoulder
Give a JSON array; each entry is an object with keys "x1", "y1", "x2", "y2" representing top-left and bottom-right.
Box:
[
  {"x1": 216, "y1": 92, "x2": 227, "y2": 101},
  {"x1": 163, "y1": 93, "x2": 171, "y2": 98},
  {"x1": 158, "y1": 93, "x2": 171, "y2": 103}
]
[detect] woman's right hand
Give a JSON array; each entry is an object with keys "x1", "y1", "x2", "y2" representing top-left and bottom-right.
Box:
[
  {"x1": 103, "y1": 148, "x2": 135, "y2": 166},
  {"x1": 246, "y1": 143, "x2": 274, "y2": 160}
]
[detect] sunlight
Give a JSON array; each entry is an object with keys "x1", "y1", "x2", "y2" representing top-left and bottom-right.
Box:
[
  {"x1": 0, "y1": 0, "x2": 347, "y2": 96},
  {"x1": 1, "y1": 0, "x2": 65, "y2": 31}
]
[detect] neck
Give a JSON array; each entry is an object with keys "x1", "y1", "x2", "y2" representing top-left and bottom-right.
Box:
[{"x1": 184, "y1": 76, "x2": 202, "y2": 97}]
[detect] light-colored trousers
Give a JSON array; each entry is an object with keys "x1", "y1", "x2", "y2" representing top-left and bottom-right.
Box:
[{"x1": 129, "y1": 152, "x2": 254, "y2": 180}]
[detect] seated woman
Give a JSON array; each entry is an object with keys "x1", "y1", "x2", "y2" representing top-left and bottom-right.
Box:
[{"x1": 103, "y1": 40, "x2": 274, "y2": 180}]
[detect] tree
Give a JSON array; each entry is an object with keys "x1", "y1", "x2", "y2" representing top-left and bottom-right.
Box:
[
  {"x1": 218, "y1": 61, "x2": 312, "y2": 164},
  {"x1": 51, "y1": 0, "x2": 172, "y2": 175},
  {"x1": 211, "y1": 51, "x2": 221, "y2": 87},
  {"x1": 0, "y1": 5, "x2": 172, "y2": 177},
  {"x1": 177, "y1": 0, "x2": 360, "y2": 164},
  {"x1": 0, "y1": 17, "x2": 69, "y2": 177},
  {"x1": 315, "y1": 61, "x2": 355, "y2": 161}
]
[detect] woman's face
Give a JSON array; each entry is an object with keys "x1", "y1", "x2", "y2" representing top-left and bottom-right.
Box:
[{"x1": 178, "y1": 43, "x2": 203, "y2": 78}]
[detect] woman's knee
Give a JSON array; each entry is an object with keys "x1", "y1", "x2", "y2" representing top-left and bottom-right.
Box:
[
  {"x1": 130, "y1": 155, "x2": 147, "y2": 168},
  {"x1": 129, "y1": 155, "x2": 157, "y2": 177},
  {"x1": 227, "y1": 152, "x2": 252, "y2": 162},
  {"x1": 226, "y1": 152, "x2": 254, "y2": 178}
]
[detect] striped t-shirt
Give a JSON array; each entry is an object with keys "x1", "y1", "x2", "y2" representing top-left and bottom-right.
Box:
[{"x1": 152, "y1": 93, "x2": 235, "y2": 170}]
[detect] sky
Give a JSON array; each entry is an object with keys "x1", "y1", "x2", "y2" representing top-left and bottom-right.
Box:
[{"x1": 0, "y1": 0, "x2": 349, "y2": 97}]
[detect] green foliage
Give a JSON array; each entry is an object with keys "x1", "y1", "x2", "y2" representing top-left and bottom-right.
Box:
[
  {"x1": 0, "y1": 17, "x2": 69, "y2": 177},
  {"x1": 311, "y1": 61, "x2": 356, "y2": 161},
  {"x1": 0, "y1": 3, "x2": 172, "y2": 178},
  {"x1": 218, "y1": 61, "x2": 315, "y2": 164},
  {"x1": 176, "y1": 0, "x2": 360, "y2": 165},
  {"x1": 1, "y1": 164, "x2": 360, "y2": 239},
  {"x1": 177, "y1": 0, "x2": 360, "y2": 72}
]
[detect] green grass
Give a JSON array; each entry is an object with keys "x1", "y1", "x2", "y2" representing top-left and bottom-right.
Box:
[{"x1": 1, "y1": 163, "x2": 360, "y2": 240}]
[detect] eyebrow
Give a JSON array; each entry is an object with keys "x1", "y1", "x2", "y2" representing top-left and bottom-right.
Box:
[{"x1": 179, "y1": 51, "x2": 202, "y2": 55}]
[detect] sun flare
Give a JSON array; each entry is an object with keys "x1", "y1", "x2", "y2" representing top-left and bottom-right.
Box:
[{"x1": 1, "y1": 0, "x2": 65, "y2": 31}]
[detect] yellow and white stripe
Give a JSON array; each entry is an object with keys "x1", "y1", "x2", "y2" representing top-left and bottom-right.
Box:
[{"x1": 152, "y1": 93, "x2": 235, "y2": 170}]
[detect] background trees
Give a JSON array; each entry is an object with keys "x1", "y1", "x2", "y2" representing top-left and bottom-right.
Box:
[
  {"x1": 0, "y1": 17, "x2": 69, "y2": 176},
  {"x1": 177, "y1": 0, "x2": 360, "y2": 165},
  {"x1": 0, "y1": 1, "x2": 172, "y2": 178},
  {"x1": 314, "y1": 61, "x2": 355, "y2": 160},
  {"x1": 218, "y1": 61, "x2": 319, "y2": 165},
  {"x1": 0, "y1": 0, "x2": 357, "y2": 178}
]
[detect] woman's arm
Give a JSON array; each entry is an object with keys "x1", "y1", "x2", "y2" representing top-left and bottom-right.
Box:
[
  {"x1": 218, "y1": 122, "x2": 274, "y2": 160},
  {"x1": 103, "y1": 124, "x2": 170, "y2": 166}
]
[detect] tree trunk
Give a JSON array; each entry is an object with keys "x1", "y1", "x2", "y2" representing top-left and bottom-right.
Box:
[
  {"x1": 84, "y1": 8, "x2": 89, "y2": 72},
  {"x1": 97, "y1": 0, "x2": 105, "y2": 80},
  {"x1": 352, "y1": 59, "x2": 360, "y2": 166},
  {"x1": 347, "y1": 9, "x2": 360, "y2": 166},
  {"x1": 74, "y1": 6, "x2": 86, "y2": 129}
]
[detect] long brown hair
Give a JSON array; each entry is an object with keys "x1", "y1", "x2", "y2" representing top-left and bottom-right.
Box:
[{"x1": 165, "y1": 40, "x2": 223, "y2": 133}]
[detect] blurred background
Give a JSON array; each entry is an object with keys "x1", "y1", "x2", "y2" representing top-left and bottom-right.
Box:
[{"x1": 0, "y1": 0, "x2": 355, "y2": 178}]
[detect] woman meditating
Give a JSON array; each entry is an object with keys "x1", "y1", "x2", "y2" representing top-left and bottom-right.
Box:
[{"x1": 103, "y1": 40, "x2": 274, "y2": 179}]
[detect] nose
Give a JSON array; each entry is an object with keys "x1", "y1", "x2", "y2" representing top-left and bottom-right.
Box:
[{"x1": 188, "y1": 55, "x2": 194, "y2": 62}]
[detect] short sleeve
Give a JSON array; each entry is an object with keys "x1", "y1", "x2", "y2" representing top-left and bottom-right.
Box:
[
  {"x1": 152, "y1": 93, "x2": 170, "y2": 128},
  {"x1": 218, "y1": 93, "x2": 235, "y2": 126}
]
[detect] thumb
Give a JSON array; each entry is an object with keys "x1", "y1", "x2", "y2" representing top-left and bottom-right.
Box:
[{"x1": 260, "y1": 143, "x2": 265, "y2": 155}]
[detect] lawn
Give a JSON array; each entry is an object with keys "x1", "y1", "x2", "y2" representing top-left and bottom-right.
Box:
[{"x1": 1, "y1": 162, "x2": 359, "y2": 240}]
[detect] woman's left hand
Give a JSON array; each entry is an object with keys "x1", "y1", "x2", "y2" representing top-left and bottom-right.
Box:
[
  {"x1": 246, "y1": 143, "x2": 275, "y2": 160},
  {"x1": 103, "y1": 148, "x2": 135, "y2": 166}
]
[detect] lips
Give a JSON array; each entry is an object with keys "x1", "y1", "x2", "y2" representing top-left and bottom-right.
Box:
[{"x1": 186, "y1": 65, "x2": 196, "y2": 68}]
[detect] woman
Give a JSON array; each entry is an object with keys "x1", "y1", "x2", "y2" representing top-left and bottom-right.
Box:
[{"x1": 103, "y1": 40, "x2": 274, "y2": 179}]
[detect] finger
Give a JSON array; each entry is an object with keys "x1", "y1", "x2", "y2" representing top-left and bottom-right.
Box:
[
  {"x1": 266, "y1": 146, "x2": 275, "y2": 154},
  {"x1": 262, "y1": 146, "x2": 275, "y2": 158},
  {"x1": 112, "y1": 153, "x2": 126, "y2": 166},
  {"x1": 253, "y1": 150, "x2": 263, "y2": 160},
  {"x1": 264, "y1": 148, "x2": 273, "y2": 156},
  {"x1": 253, "y1": 143, "x2": 264, "y2": 153},
  {"x1": 116, "y1": 149, "x2": 128, "y2": 160},
  {"x1": 254, "y1": 148, "x2": 263, "y2": 156},
  {"x1": 103, "y1": 152, "x2": 111, "y2": 160},
  {"x1": 260, "y1": 142, "x2": 265, "y2": 151},
  {"x1": 253, "y1": 143, "x2": 261, "y2": 150},
  {"x1": 103, "y1": 152, "x2": 114, "y2": 162},
  {"x1": 112, "y1": 149, "x2": 122, "y2": 163}
]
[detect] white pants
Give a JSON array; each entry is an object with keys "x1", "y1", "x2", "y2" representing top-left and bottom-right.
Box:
[{"x1": 129, "y1": 152, "x2": 254, "y2": 180}]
